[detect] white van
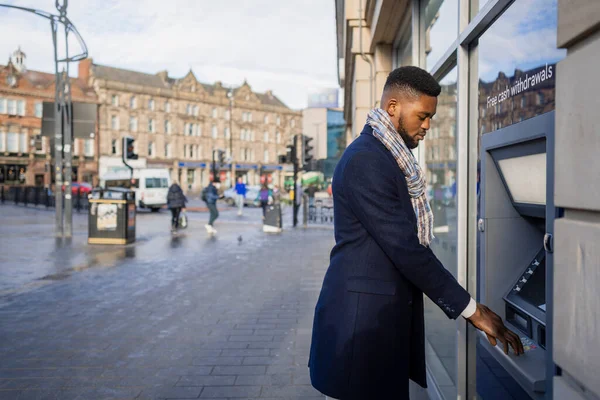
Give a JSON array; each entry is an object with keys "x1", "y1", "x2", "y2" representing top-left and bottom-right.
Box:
[{"x1": 101, "y1": 168, "x2": 171, "y2": 212}]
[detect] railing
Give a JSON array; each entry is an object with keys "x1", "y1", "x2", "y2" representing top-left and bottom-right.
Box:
[{"x1": 0, "y1": 185, "x2": 90, "y2": 212}]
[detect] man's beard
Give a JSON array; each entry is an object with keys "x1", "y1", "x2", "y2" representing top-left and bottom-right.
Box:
[{"x1": 396, "y1": 117, "x2": 418, "y2": 149}]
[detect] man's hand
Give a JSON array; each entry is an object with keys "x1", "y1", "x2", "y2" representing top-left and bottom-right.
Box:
[{"x1": 467, "y1": 303, "x2": 525, "y2": 356}]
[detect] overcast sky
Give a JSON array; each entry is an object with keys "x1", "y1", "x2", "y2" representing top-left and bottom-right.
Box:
[{"x1": 0, "y1": 0, "x2": 339, "y2": 110}]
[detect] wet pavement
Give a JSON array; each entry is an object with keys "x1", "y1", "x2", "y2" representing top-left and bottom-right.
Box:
[{"x1": 0, "y1": 205, "x2": 334, "y2": 399}]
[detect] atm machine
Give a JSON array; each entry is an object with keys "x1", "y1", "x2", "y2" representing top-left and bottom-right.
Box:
[{"x1": 478, "y1": 111, "x2": 557, "y2": 399}]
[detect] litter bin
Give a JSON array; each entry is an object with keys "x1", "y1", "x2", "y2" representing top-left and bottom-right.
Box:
[{"x1": 88, "y1": 188, "x2": 136, "y2": 245}]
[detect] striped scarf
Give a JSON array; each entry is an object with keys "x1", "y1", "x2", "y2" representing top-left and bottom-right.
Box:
[{"x1": 366, "y1": 108, "x2": 434, "y2": 247}]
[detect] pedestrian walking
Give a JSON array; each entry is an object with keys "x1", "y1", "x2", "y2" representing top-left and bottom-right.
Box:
[
  {"x1": 202, "y1": 179, "x2": 221, "y2": 234},
  {"x1": 166, "y1": 181, "x2": 187, "y2": 233},
  {"x1": 308, "y1": 66, "x2": 524, "y2": 400},
  {"x1": 235, "y1": 177, "x2": 247, "y2": 216},
  {"x1": 256, "y1": 183, "x2": 272, "y2": 219}
]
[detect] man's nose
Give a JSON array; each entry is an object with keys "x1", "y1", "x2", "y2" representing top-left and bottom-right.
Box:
[{"x1": 421, "y1": 118, "x2": 431, "y2": 130}]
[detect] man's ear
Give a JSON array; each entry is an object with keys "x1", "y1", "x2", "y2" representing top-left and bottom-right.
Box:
[{"x1": 386, "y1": 98, "x2": 398, "y2": 117}]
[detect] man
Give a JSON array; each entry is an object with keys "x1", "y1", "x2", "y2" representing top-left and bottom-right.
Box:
[
  {"x1": 166, "y1": 180, "x2": 187, "y2": 233},
  {"x1": 235, "y1": 177, "x2": 247, "y2": 216},
  {"x1": 203, "y1": 179, "x2": 220, "y2": 234},
  {"x1": 308, "y1": 66, "x2": 524, "y2": 400}
]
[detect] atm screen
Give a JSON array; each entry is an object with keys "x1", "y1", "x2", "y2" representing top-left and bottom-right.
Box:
[{"x1": 515, "y1": 258, "x2": 546, "y2": 311}]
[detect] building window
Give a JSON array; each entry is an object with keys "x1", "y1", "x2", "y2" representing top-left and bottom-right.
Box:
[
  {"x1": 0, "y1": 98, "x2": 6, "y2": 114},
  {"x1": 84, "y1": 139, "x2": 94, "y2": 157},
  {"x1": 130, "y1": 96, "x2": 137, "y2": 109},
  {"x1": 148, "y1": 118, "x2": 155, "y2": 133},
  {"x1": 183, "y1": 144, "x2": 188, "y2": 159},
  {"x1": 111, "y1": 94, "x2": 119, "y2": 106},
  {"x1": 34, "y1": 102, "x2": 43, "y2": 118},
  {"x1": 242, "y1": 112, "x2": 248, "y2": 122},
  {"x1": 19, "y1": 132, "x2": 27, "y2": 153},
  {"x1": 212, "y1": 125, "x2": 218, "y2": 139},
  {"x1": 187, "y1": 169, "x2": 195, "y2": 185},
  {"x1": 189, "y1": 144, "x2": 194, "y2": 159},
  {"x1": 276, "y1": 131, "x2": 281, "y2": 144},
  {"x1": 129, "y1": 116, "x2": 138, "y2": 132},
  {"x1": 165, "y1": 101, "x2": 171, "y2": 113},
  {"x1": 33, "y1": 133, "x2": 44, "y2": 153},
  {"x1": 0, "y1": 130, "x2": 5, "y2": 152},
  {"x1": 111, "y1": 115, "x2": 119, "y2": 130},
  {"x1": 264, "y1": 115, "x2": 269, "y2": 124},
  {"x1": 264, "y1": 150, "x2": 269, "y2": 163},
  {"x1": 17, "y1": 100, "x2": 25, "y2": 116},
  {"x1": 536, "y1": 93, "x2": 544, "y2": 105},
  {"x1": 193, "y1": 105, "x2": 199, "y2": 117},
  {"x1": 290, "y1": 119, "x2": 295, "y2": 128},
  {"x1": 276, "y1": 116, "x2": 280, "y2": 126},
  {"x1": 6, "y1": 99, "x2": 17, "y2": 115},
  {"x1": 263, "y1": 132, "x2": 269, "y2": 143},
  {"x1": 186, "y1": 123, "x2": 193, "y2": 136},
  {"x1": 248, "y1": 112, "x2": 252, "y2": 122},
  {"x1": 225, "y1": 109, "x2": 230, "y2": 120},
  {"x1": 111, "y1": 139, "x2": 118, "y2": 155},
  {"x1": 73, "y1": 139, "x2": 80, "y2": 156},
  {"x1": 251, "y1": 130, "x2": 255, "y2": 141},
  {"x1": 165, "y1": 120, "x2": 171, "y2": 134},
  {"x1": 165, "y1": 143, "x2": 171, "y2": 158},
  {"x1": 225, "y1": 127, "x2": 230, "y2": 139},
  {"x1": 187, "y1": 104, "x2": 192, "y2": 115},
  {"x1": 148, "y1": 98, "x2": 155, "y2": 110},
  {"x1": 7, "y1": 132, "x2": 18, "y2": 152},
  {"x1": 212, "y1": 108, "x2": 217, "y2": 118},
  {"x1": 148, "y1": 141, "x2": 154, "y2": 157}
]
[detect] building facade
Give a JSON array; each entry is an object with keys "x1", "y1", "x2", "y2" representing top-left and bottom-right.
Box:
[
  {"x1": 0, "y1": 47, "x2": 98, "y2": 187},
  {"x1": 302, "y1": 107, "x2": 346, "y2": 180},
  {"x1": 79, "y1": 59, "x2": 302, "y2": 193},
  {"x1": 335, "y1": 0, "x2": 600, "y2": 399}
]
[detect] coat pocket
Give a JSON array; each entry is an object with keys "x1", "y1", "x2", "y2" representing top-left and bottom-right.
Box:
[{"x1": 347, "y1": 277, "x2": 397, "y2": 296}]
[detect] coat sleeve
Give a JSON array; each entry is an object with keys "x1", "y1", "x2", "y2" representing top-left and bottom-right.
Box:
[{"x1": 342, "y1": 151, "x2": 471, "y2": 319}]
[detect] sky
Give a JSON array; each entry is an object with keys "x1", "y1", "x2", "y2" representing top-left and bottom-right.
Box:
[{"x1": 0, "y1": 0, "x2": 339, "y2": 110}]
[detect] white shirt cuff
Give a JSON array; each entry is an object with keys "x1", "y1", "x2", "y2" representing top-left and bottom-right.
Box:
[{"x1": 461, "y1": 298, "x2": 477, "y2": 319}]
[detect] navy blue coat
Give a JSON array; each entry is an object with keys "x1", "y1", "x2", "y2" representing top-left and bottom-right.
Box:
[{"x1": 309, "y1": 125, "x2": 471, "y2": 400}]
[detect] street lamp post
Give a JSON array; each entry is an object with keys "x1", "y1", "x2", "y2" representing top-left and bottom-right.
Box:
[
  {"x1": 227, "y1": 89, "x2": 234, "y2": 186},
  {"x1": 0, "y1": 0, "x2": 88, "y2": 239}
]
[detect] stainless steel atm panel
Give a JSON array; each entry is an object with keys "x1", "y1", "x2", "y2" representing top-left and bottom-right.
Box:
[{"x1": 478, "y1": 111, "x2": 557, "y2": 399}]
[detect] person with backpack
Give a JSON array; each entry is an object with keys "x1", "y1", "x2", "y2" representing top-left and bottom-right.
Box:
[
  {"x1": 202, "y1": 179, "x2": 221, "y2": 234},
  {"x1": 167, "y1": 181, "x2": 187, "y2": 233},
  {"x1": 256, "y1": 183, "x2": 273, "y2": 219}
]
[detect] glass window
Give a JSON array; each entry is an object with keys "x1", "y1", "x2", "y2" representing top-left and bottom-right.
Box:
[
  {"x1": 187, "y1": 169, "x2": 195, "y2": 185},
  {"x1": 34, "y1": 133, "x2": 44, "y2": 153},
  {"x1": 129, "y1": 116, "x2": 137, "y2": 132},
  {"x1": 7, "y1": 99, "x2": 17, "y2": 115},
  {"x1": 34, "y1": 102, "x2": 43, "y2": 118},
  {"x1": 212, "y1": 108, "x2": 217, "y2": 118},
  {"x1": 423, "y1": 0, "x2": 459, "y2": 71},
  {"x1": 148, "y1": 99, "x2": 155, "y2": 110},
  {"x1": 0, "y1": 98, "x2": 6, "y2": 114},
  {"x1": 225, "y1": 127, "x2": 230, "y2": 139},
  {"x1": 422, "y1": 66, "x2": 459, "y2": 399},
  {"x1": 225, "y1": 109, "x2": 230, "y2": 120},
  {"x1": 148, "y1": 142, "x2": 154, "y2": 157},
  {"x1": 189, "y1": 144, "x2": 194, "y2": 159},
  {"x1": 248, "y1": 112, "x2": 253, "y2": 122},
  {"x1": 7, "y1": 132, "x2": 18, "y2": 152},
  {"x1": 165, "y1": 101, "x2": 171, "y2": 112},
  {"x1": 264, "y1": 115, "x2": 269, "y2": 124},
  {"x1": 276, "y1": 131, "x2": 281, "y2": 144},
  {"x1": 17, "y1": 100, "x2": 25, "y2": 116},
  {"x1": 111, "y1": 115, "x2": 119, "y2": 130},
  {"x1": 165, "y1": 120, "x2": 171, "y2": 134},
  {"x1": 276, "y1": 116, "x2": 280, "y2": 126},
  {"x1": 212, "y1": 125, "x2": 218, "y2": 139},
  {"x1": 264, "y1": 132, "x2": 269, "y2": 143},
  {"x1": 19, "y1": 132, "x2": 27, "y2": 153},
  {"x1": 85, "y1": 139, "x2": 94, "y2": 157},
  {"x1": 0, "y1": 131, "x2": 5, "y2": 152},
  {"x1": 148, "y1": 118, "x2": 155, "y2": 133},
  {"x1": 290, "y1": 119, "x2": 295, "y2": 128},
  {"x1": 111, "y1": 95, "x2": 119, "y2": 106},
  {"x1": 194, "y1": 105, "x2": 199, "y2": 116},
  {"x1": 187, "y1": 123, "x2": 194, "y2": 136},
  {"x1": 145, "y1": 177, "x2": 169, "y2": 188},
  {"x1": 264, "y1": 150, "x2": 269, "y2": 163},
  {"x1": 130, "y1": 96, "x2": 136, "y2": 109},
  {"x1": 477, "y1": 0, "x2": 566, "y2": 135},
  {"x1": 165, "y1": 143, "x2": 171, "y2": 158}
]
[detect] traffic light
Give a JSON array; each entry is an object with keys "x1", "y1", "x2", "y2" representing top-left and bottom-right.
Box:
[
  {"x1": 278, "y1": 155, "x2": 287, "y2": 164},
  {"x1": 218, "y1": 150, "x2": 226, "y2": 165},
  {"x1": 122, "y1": 136, "x2": 138, "y2": 161},
  {"x1": 303, "y1": 135, "x2": 313, "y2": 166}
]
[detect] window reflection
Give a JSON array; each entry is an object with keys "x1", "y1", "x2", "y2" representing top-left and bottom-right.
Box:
[
  {"x1": 478, "y1": 0, "x2": 566, "y2": 135},
  {"x1": 423, "y1": 66, "x2": 459, "y2": 399},
  {"x1": 423, "y1": 0, "x2": 458, "y2": 70}
]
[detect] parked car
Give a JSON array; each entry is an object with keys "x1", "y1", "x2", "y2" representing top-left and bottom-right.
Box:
[
  {"x1": 223, "y1": 185, "x2": 260, "y2": 207},
  {"x1": 62, "y1": 182, "x2": 93, "y2": 195}
]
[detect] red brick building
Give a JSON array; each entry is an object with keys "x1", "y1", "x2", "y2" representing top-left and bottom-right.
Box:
[{"x1": 0, "y1": 47, "x2": 98, "y2": 187}]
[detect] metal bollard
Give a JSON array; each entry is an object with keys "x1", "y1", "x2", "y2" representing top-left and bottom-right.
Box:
[{"x1": 303, "y1": 195, "x2": 308, "y2": 227}]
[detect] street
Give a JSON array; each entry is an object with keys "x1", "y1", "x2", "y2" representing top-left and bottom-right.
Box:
[{"x1": 0, "y1": 205, "x2": 334, "y2": 400}]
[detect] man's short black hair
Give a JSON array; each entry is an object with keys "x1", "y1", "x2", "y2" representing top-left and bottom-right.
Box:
[{"x1": 383, "y1": 66, "x2": 441, "y2": 98}]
